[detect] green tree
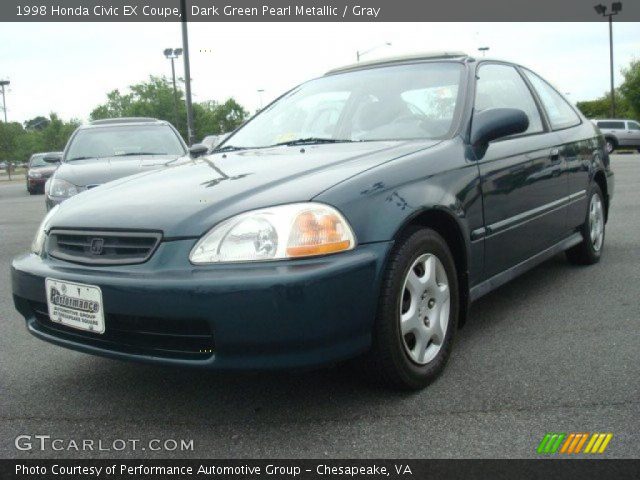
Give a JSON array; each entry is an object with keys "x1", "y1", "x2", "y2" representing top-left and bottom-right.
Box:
[
  {"x1": 90, "y1": 76, "x2": 249, "y2": 141},
  {"x1": 24, "y1": 115, "x2": 50, "y2": 131},
  {"x1": 576, "y1": 91, "x2": 631, "y2": 119},
  {"x1": 619, "y1": 59, "x2": 640, "y2": 119}
]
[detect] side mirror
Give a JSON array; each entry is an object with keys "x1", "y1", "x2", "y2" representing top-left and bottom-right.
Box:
[
  {"x1": 189, "y1": 143, "x2": 209, "y2": 158},
  {"x1": 43, "y1": 153, "x2": 62, "y2": 163},
  {"x1": 470, "y1": 108, "x2": 529, "y2": 155}
]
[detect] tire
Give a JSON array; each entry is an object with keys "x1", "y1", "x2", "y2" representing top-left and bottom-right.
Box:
[
  {"x1": 566, "y1": 184, "x2": 605, "y2": 265},
  {"x1": 605, "y1": 138, "x2": 616, "y2": 154},
  {"x1": 367, "y1": 227, "x2": 459, "y2": 390}
]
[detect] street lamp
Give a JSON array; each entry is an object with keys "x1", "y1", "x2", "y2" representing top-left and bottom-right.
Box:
[
  {"x1": 478, "y1": 47, "x2": 490, "y2": 57},
  {"x1": 0, "y1": 80, "x2": 10, "y2": 123},
  {"x1": 357, "y1": 42, "x2": 392, "y2": 62},
  {"x1": 257, "y1": 89, "x2": 265, "y2": 111},
  {"x1": 594, "y1": 2, "x2": 622, "y2": 117},
  {"x1": 163, "y1": 48, "x2": 183, "y2": 131}
]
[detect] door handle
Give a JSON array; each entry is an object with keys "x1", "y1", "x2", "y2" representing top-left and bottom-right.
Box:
[{"x1": 550, "y1": 149, "x2": 560, "y2": 162}]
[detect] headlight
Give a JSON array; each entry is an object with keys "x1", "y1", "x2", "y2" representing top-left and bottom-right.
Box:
[
  {"x1": 49, "y1": 178, "x2": 80, "y2": 198},
  {"x1": 28, "y1": 171, "x2": 42, "y2": 178},
  {"x1": 190, "y1": 203, "x2": 356, "y2": 264},
  {"x1": 31, "y1": 205, "x2": 60, "y2": 255}
]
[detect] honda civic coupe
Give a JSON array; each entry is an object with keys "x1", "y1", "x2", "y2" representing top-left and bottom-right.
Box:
[{"x1": 12, "y1": 53, "x2": 613, "y2": 389}]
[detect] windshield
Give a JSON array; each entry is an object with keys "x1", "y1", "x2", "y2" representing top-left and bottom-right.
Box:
[
  {"x1": 225, "y1": 62, "x2": 464, "y2": 149},
  {"x1": 65, "y1": 125, "x2": 186, "y2": 161},
  {"x1": 29, "y1": 154, "x2": 49, "y2": 167}
]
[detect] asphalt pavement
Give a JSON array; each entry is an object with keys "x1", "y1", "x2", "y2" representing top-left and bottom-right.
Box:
[{"x1": 1, "y1": 155, "x2": 639, "y2": 459}]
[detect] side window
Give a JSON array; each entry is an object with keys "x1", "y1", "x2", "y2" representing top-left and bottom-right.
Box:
[
  {"x1": 628, "y1": 121, "x2": 640, "y2": 131},
  {"x1": 523, "y1": 70, "x2": 581, "y2": 130},
  {"x1": 597, "y1": 121, "x2": 625, "y2": 129},
  {"x1": 475, "y1": 64, "x2": 543, "y2": 135}
]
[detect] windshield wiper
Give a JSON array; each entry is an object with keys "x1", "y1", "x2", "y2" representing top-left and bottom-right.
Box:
[
  {"x1": 213, "y1": 145, "x2": 247, "y2": 152},
  {"x1": 66, "y1": 156, "x2": 96, "y2": 162},
  {"x1": 113, "y1": 152, "x2": 167, "y2": 156},
  {"x1": 271, "y1": 138, "x2": 354, "y2": 147}
]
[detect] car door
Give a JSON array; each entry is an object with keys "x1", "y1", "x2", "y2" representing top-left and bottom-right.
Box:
[
  {"x1": 473, "y1": 63, "x2": 568, "y2": 278},
  {"x1": 521, "y1": 69, "x2": 590, "y2": 232},
  {"x1": 625, "y1": 120, "x2": 640, "y2": 147}
]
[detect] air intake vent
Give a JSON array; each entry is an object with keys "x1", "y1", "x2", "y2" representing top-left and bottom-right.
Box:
[{"x1": 48, "y1": 229, "x2": 161, "y2": 265}]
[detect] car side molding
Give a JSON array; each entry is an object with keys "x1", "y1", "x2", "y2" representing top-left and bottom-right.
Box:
[{"x1": 469, "y1": 232, "x2": 583, "y2": 302}]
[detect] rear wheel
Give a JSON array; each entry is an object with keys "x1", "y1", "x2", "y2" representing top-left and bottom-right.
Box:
[
  {"x1": 566, "y1": 184, "x2": 605, "y2": 265},
  {"x1": 367, "y1": 228, "x2": 459, "y2": 390}
]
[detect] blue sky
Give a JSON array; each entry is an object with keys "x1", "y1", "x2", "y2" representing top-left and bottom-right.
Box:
[{"x1": 1, "y1": 22, "x2": 638, "y2": 125}]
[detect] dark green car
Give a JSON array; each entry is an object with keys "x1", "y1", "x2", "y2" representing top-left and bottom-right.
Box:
[{"x1": 12, "y1": 53, "x2": 613, "y2": 389}]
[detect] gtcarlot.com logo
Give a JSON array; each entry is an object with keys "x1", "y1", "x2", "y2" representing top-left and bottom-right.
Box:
[
  {"x1": 15, "y1": 435, "x2": 194, "y2": 452},
  {"x1": 537, "y1": 432, "x2": 613, "y2": 454}
]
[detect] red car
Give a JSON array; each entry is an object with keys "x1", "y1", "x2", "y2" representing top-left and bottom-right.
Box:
[{"x1": 25, "y1": 152, "x2": 61, "y2": 194}]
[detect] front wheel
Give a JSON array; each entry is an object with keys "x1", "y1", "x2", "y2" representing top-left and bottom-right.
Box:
[
  {"x1": 367, "y1": 228, "x2": 459, "y2": 390},
  {"x1": 566, "y1": 184, "x2": 605, "y2": 265}
]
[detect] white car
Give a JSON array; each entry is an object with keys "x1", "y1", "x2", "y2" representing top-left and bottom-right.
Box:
[{"x1": 593, "y1": 119, "x2": 640, "y2": 153}]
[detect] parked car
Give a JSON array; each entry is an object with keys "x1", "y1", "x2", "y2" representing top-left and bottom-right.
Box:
[
  {"x1": 42, "y1": 117, "x2": 207, "y2": 210},
  {"x1": 25, "y1": 152, "x2": 62, "y2": 194},
  {"x1": 0, "y1": 161, "x2": 7, "y2": 170},
  {"x1": 593, "y1": 118, "x2": 640, "y2": 153},
  {"x1": 12, "y1": 53, "x2": 613, "y2": 389}
]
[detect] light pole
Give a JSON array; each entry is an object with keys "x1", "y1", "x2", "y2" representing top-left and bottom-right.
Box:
[
  {"x1": 478, "y1": 47, "x2": 490, "y2": 57},
  {"x1": 180, "y1": 0, "x2": 196, "y2": 146},
  {"x1": 0, "y1": 80, "x2": 9, "y2": 123},
  {"x1": 163, "y1": 48, "x2": 183, "y2": 131},
  {"x1": 356, "y1": 42, "x2": 391, "y2": 62},
  {"x1": 594, "y1": 2, "x2": 622, "y2": 118}
]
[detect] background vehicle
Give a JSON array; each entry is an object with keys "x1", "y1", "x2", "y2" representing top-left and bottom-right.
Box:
[
  {"x1": 25, "y1": 152, "x2": 61, "y2": 194},
  {"x1": 43, "y1": 117, "x2": 205, "y2": 210},
  {"x1": 12, "y1": 54, "x2": 613, "y2": 390},
  {"x1": 593, "y1": 118, "x2": 640, "y2": 153}
]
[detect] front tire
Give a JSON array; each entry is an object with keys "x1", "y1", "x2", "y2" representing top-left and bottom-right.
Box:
[
  {"x1": 566, "y1": 184, "x2": 605, "y2": 265},
  {"x1": 368, "y1": 228, "x2": 459, "y2": 390}
]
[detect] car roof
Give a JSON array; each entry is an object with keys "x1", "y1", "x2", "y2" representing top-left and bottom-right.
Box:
[
  {"x1": 82, "y1": 117, "x2": 170, "y2": 129},
  {"x1": 325, "y1": 51, "x2": 470, "y2": 75},
  {"x1": 593, "y1": 118, "x2": 635, "y2": 122}
]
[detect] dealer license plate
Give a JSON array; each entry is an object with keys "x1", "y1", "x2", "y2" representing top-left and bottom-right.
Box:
[{"x1": 45, "y1": 278, "x2": 105, "y2": 334}]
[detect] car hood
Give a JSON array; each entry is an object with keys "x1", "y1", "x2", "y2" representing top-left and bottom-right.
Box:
[
  {"x1": 29, "y1": 166, "x2": 57, "y2": 176},
  {"x1": 49, "y1": 140, "x2": 440, "y2": 238},
  {"x1": 55, "y1": 155, "x2": 185, "y2": 187}
]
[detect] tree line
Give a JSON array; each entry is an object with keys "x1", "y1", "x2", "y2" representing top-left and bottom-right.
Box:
[{"x1": 0, "y1": 75, "x2": 249, "y2": 164}]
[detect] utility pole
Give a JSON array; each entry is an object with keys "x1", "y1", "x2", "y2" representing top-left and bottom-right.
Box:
[
  {"x1": 0, "y1": 80, "x2": 9, "y2": 123},
  {"x1": 180, "y1": 0, "x2": 196, "y2": 145}
]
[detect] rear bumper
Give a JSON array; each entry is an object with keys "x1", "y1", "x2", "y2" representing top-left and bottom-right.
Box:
[{"x1": 11, "y1": 240, "x2": 391, "y2": 370}]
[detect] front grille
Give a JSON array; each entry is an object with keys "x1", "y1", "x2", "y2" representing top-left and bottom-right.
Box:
[
  {"x1": 48, "y1": 229, "x2": 161, "y2": 265},
  {"x1": 30, "y1": 301, "x2": 214, "y2": 359}
]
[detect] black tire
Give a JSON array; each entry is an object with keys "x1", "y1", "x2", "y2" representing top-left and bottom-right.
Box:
[
  {"x1": 566, "y1": 184, "x2": 605, "y2": 265},
  {"x1": 366, "y1": 227, "x2": 459, "y2": 390}
]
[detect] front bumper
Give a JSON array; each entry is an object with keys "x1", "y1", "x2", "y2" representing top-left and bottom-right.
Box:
[{"x1": 12, "y1": 240, "x2": 391, "y2": 370}]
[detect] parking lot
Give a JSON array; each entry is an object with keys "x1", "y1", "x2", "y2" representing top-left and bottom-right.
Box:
[{"x1": 1, "y1": 154, "x2": 639, "y2": 459}]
